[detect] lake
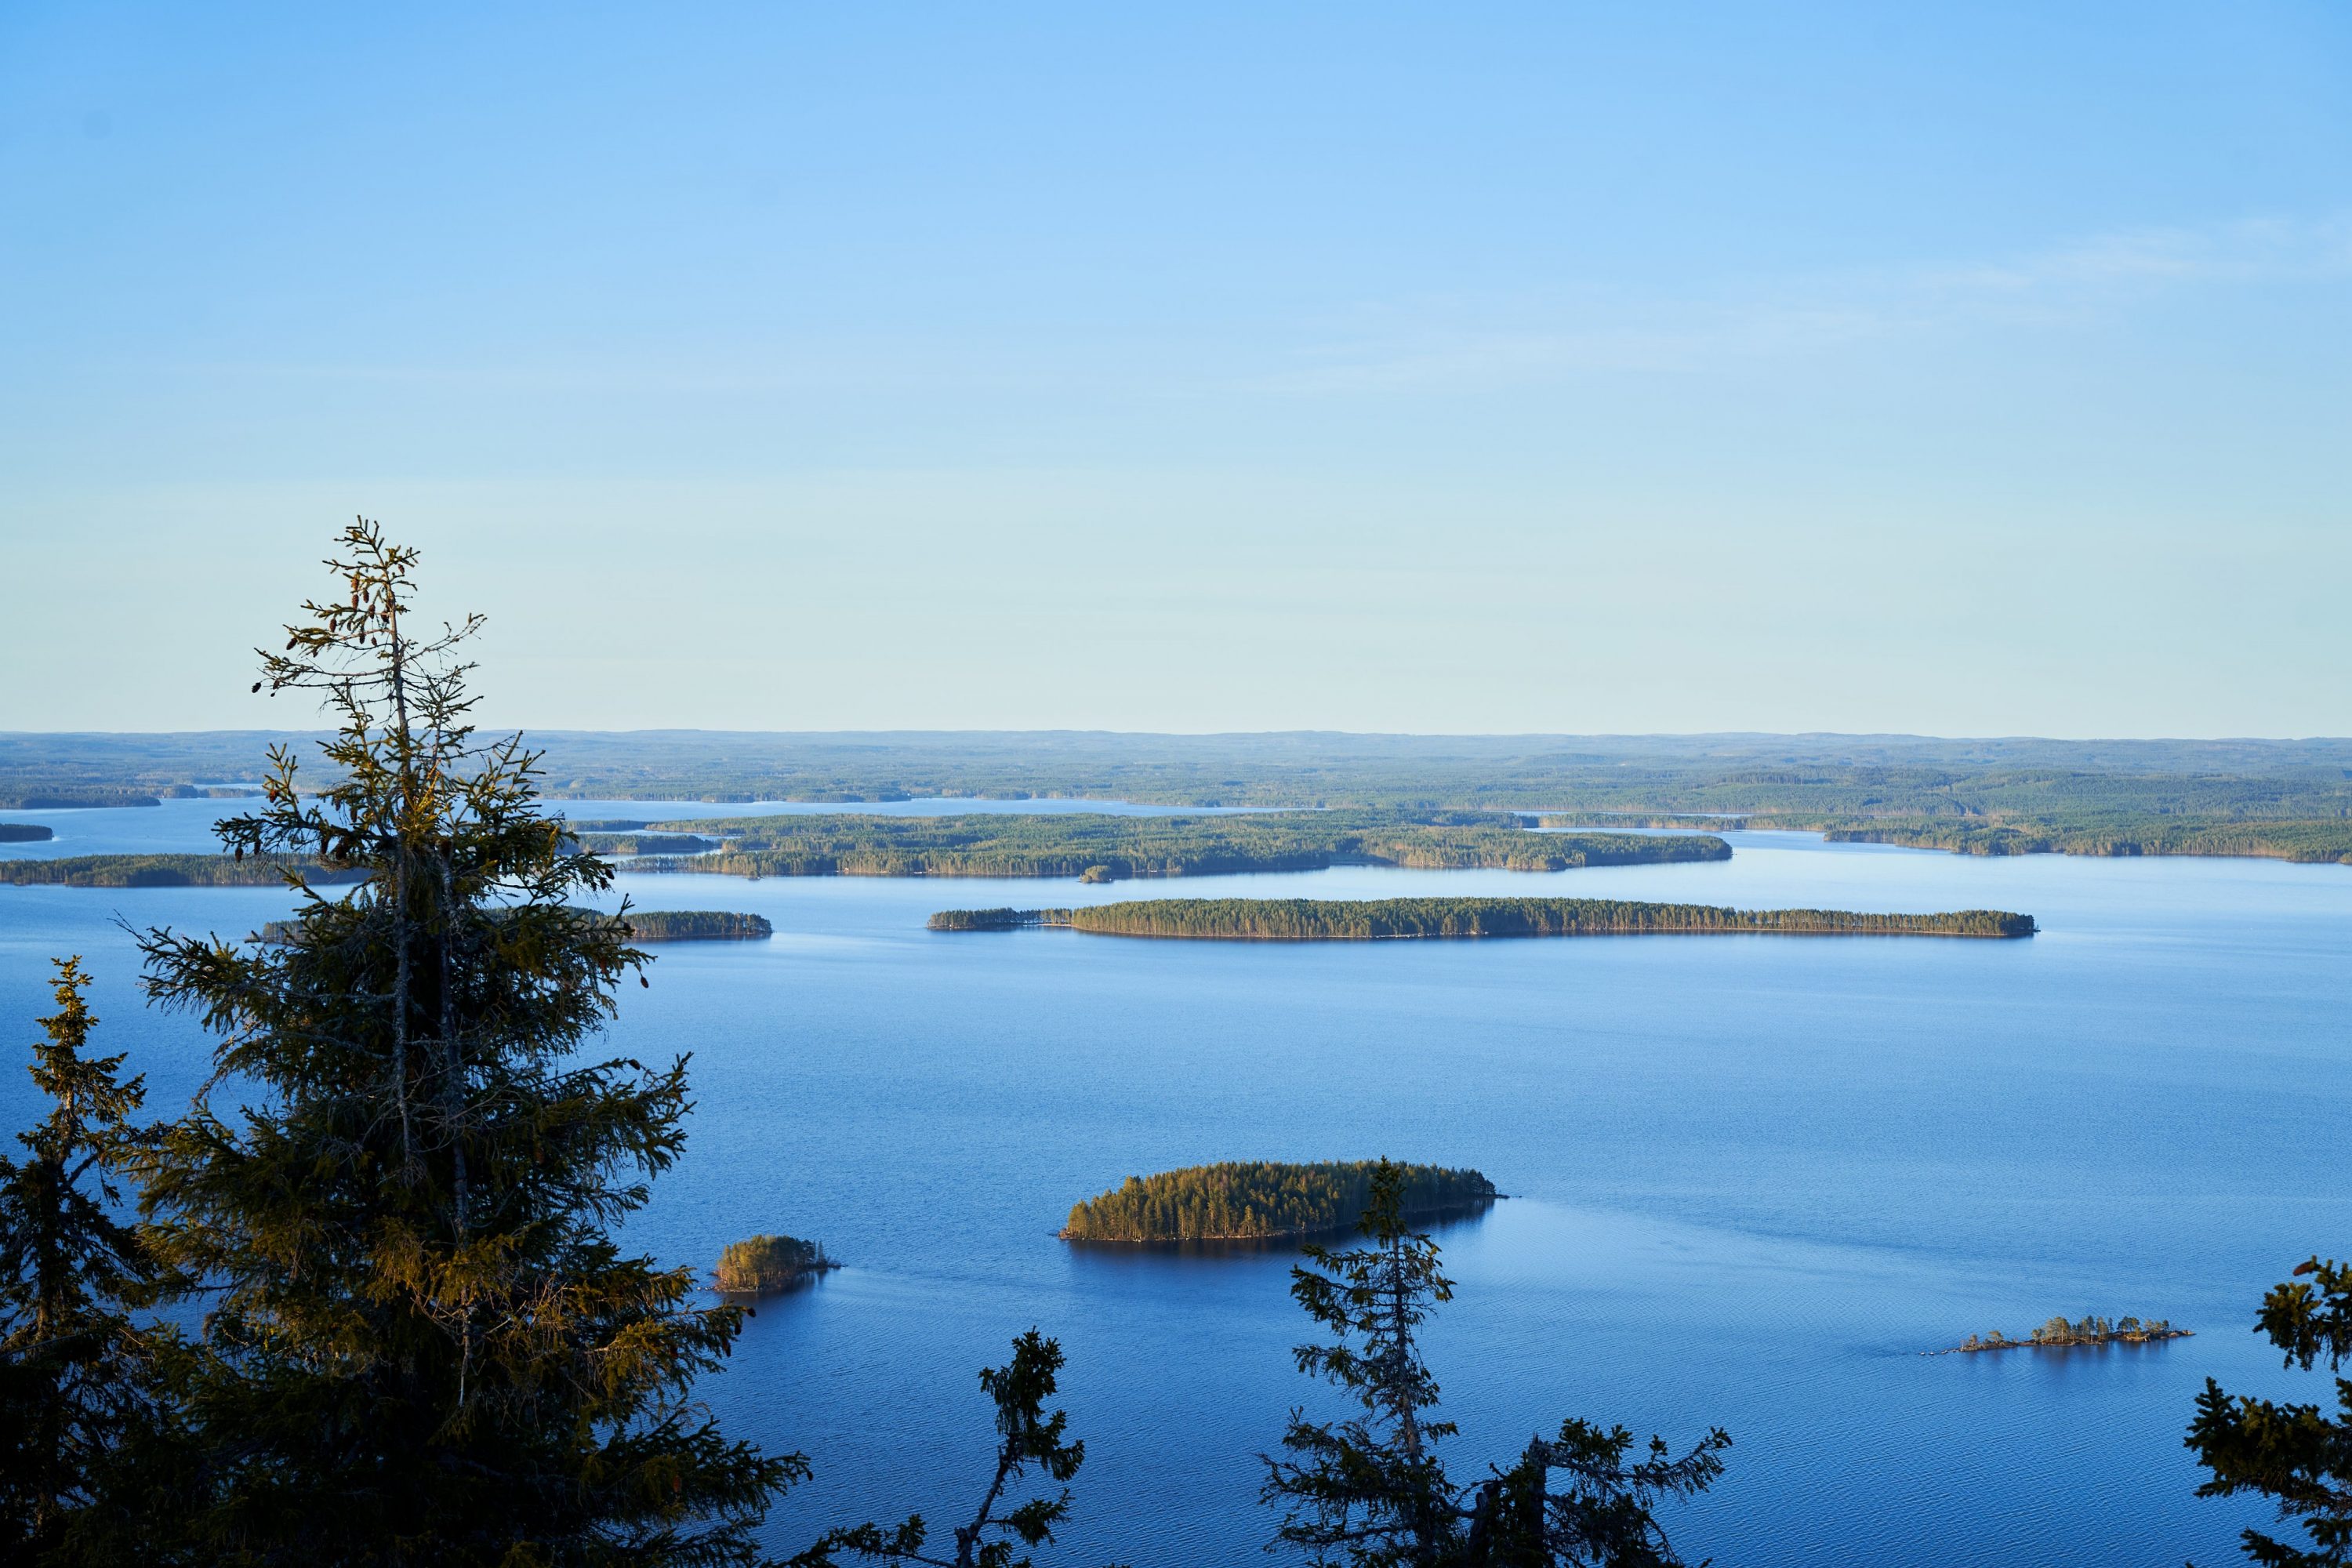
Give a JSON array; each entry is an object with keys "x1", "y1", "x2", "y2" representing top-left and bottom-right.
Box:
[{"x1": 3, "y1": 804, "x2": 2345, "y2": 1563}]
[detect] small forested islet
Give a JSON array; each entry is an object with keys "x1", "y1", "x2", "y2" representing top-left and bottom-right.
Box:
[
  {"x1": 713, "y1": 1234, "x2": 837, "y2": 1294},
  {"x1": 1942, "y1": 1315, "x2": 2190, "y2": 1354},
  {"x1": 621, "y1": 910, "x2": 774, "y2": 942},
  {"x1": 1061, "y1": 1160, "x2": 1497, "y2": 1243}
]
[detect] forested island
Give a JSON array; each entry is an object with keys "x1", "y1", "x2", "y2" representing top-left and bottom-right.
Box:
[
  {"x1": 573, "y1": 832, "x2": 722, "y2": 856},
  {"x1": 621, "y1": 910, "x2": 773, "y2": 942},
  {"x1": 713, "y1": 1234, "x2": 837, "y2": 1294},
  {"x1": 1061, "y1": 1160, "x2": 1497, "y2": 1242},
  {"x1": 0, "y1": 823, "x2": 54, "y2": 842},
  {"x1": 0, "y1": 854, "x2": 368, "y2": 887},
  {"x1": 613, "y1": 808, "x2": 1728, "y2": 880},
  {"x1": 931, "y1": 898, "x2": 2036, "y2": 940},
  {"x1": 1943, "y1": 1315, "x2": 2190, "y2": 1353},
  {"x1": 0, "y1": 789, "x2": 159, "y2": 810}
]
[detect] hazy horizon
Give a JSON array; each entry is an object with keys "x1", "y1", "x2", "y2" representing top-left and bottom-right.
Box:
[{"x1": 5, "y1": 3, "x2": 2348, "y2": 736}]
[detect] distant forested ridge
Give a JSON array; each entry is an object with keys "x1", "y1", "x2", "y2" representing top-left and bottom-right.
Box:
[
  {"x1": 620, "y1": 909, "x2": 773, "y2": 942},
  {"x1": 931, "y1": 898, "x2": 2036, "y2": 940},
  {"x1": 0, "y1": 854, "x2": 368, "y2": 887},
  {"x1": 615, "y1": 809, "x2": 1726, "y2": 881},
  {"x1": 1809, "y1": 815, "x2": 2352, "y2": 864},
  {"x1": 0, "y1": 789, "x2": 159, "y2": 810},
  {"x1": 0, "y1": 823, "x2": 53, "y2": 842},
  {"x1": 0, "y1": 814, "x2": 1726, "y2": 887},
  {"x1": 1061, "y1": 1160, "x2": 1497, "y2": 1243},
  {"x1": 11, "y1": 730, "x2": 2352, "y2": 866}
]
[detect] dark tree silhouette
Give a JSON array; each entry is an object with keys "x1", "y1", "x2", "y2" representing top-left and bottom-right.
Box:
[
  {"x1": 793, "y1": 1329, "x2": 1094, "y2": 1568},
  {"x1": 2190, "y1": 1256, "x2": 2352, "y2": 1566},
  {"x1": 0, "y1": 960, "x2": 168, "y2": 1560},
  {"x1": 1264, "y1": 1160, "x2": 1728, "y2": 1567}
]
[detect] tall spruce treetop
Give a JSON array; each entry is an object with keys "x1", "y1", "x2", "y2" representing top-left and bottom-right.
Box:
[
  {"x1": 134, "y1": 522, "x2": 800, "y2": 1565},
  {"x1": 1262, "y1": 1159, "x2": 1465, "y2": 1567},
  {"x1": 0, "y1": 959, "x2": 163, "y2": 1560}
]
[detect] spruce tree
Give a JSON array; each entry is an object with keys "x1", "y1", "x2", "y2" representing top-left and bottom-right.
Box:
[
  {"x1": 0, "y1": 959, "x2": 166, "y2": 1561},
  {"x1": 132, "y1": 521, "x2": 801, "y2": 1563},
  {"x1": 1262, "y1": 1160, "x2": 1728, "y2": 1568},
  {"x1": 790, "y1": 1329, "x2": 1091, "y2": 1568},
  {"x1": 2188, "y1": 1255, "x2": 2352, "y2": 1566}
]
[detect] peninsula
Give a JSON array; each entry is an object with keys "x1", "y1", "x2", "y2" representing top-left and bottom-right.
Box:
[
  {"x1": 1062, "y1": 1160, "x2": 1497, "y2": 1243},
  {"x1": 0, "y1": 824, "x2": 54, "y2": 843},
  {"x1": 930, "y1": 898, "x2": 2037, "y2": 940}
]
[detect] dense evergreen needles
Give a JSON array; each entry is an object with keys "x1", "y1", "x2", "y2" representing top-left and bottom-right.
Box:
[
  {"x1": 1062, "y1": 1161, "x2": 1497, "y2": 1243},
  {"x1": 114, "y1": 523, "x2": 800, "y2": 1563},
  {"x1": 2189, "y1": 1257, "x2": 2352, "y2": 1566}
]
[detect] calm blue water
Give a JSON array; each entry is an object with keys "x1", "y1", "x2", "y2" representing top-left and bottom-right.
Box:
[{"x1": 3, "y1": 811, "x2": 2345, "y2": 1563}]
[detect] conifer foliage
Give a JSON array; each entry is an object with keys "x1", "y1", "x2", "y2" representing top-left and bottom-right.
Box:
[
  {"x1": 792, "y1": 1330, "x2": 1091, "y2": 1568},
  {"x1": 1263, "y1": 1161, "x2": 1728, "y2": 1567},
  {"x1": 130, "y1": 522, "x2": 800, "y2": 1563},
  {"x1": 2189, "y1": 1256, "x2": 2352, "y2": 1566},
  {"x1": 0, "y1": 959, "x2": 165, "y2": 1560}
]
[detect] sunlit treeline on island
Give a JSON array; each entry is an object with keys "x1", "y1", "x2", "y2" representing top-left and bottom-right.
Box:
[
  {"x1": 1060, "y1": 1160, "x2": 1498, "y2": 1243},
  {"x1": 619, "y1": 910, "x2": 773, "y2": 942},
  {"x1": 572, "y1": 832, "x2": 721, "y2": 857},
  {"x1": 614, "y1": 808, "x2": 1729, "y2": 880},
  {"x1": 713, "y1": 1233, "x2": 836, "y2": 1294},
  {"x1": 930, "y1": 898, "x2": 2038, "y2": 940},
  {"x1": 1813, "y1": 816, "x2": 2352, "y2": 864}
]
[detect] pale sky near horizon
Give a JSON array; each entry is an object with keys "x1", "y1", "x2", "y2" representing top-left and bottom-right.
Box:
[{"x1": 2, "y1": 4, "x2": 2347, "y2": 737}]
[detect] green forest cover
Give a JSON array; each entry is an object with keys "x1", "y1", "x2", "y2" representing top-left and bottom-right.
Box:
[
  {"x1": 621, "y1": 910, "x2": 773, "y2": 942},
  {"x1": 931, "y1": 898, "x2": 2036, "y2": 939},
  {"x1": 615, "y1": 808, "x2": 1726, "y2": 880},
  {"x1": 1061, "y1": 1160, "x2": 1497, "y2": 1242},
  {"x1": 0, "y1": 854, "x2": 367, "y2": 887}
]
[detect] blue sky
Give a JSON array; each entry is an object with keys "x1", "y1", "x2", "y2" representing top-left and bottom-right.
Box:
[{"x1": 2, "y1": 3, "x2": 2347, "y2": 735}]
